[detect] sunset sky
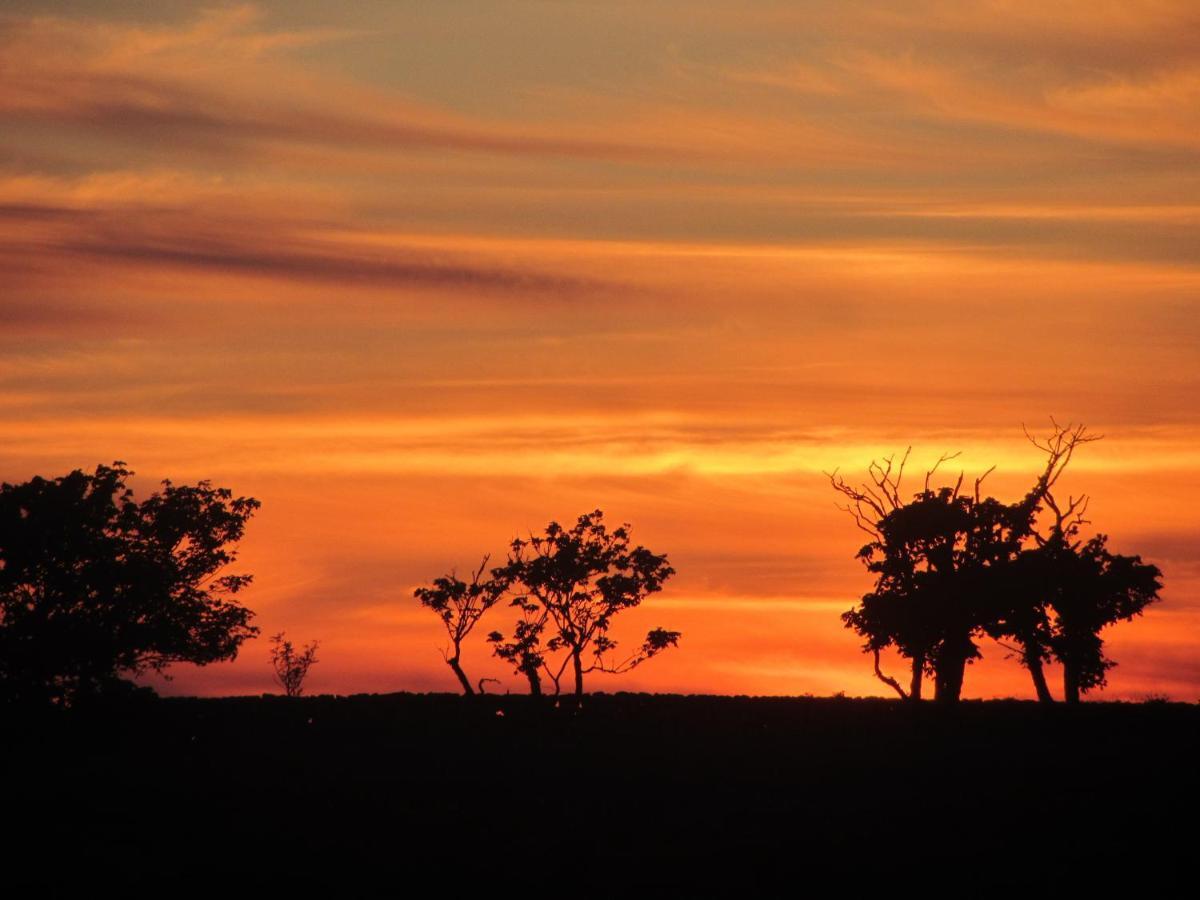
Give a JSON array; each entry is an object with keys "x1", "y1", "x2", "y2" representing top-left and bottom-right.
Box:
[{"x1": 3, "y1": 1, "x2": 1198, "y2": 700}]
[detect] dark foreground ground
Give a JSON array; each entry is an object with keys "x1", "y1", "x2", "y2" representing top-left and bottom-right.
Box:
[{"x1": 4, "y1": 692, "x2": 1198, "y2": 892}]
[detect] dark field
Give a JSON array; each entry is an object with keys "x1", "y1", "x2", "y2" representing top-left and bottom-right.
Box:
[{"x1": 6, "y1": 693, "x2": 1198, "y2": 892}]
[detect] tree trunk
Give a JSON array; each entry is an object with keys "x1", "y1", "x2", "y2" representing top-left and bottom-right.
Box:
[
  {"x1": 933, "y1": 662, "x2": 965, "y2": 704},
  {"x1": 525, "y1": 665, "x2": 542, "y2": 696},
  {"x1": 933, "y1": 631, "x2": 975, "y2": 704},
  {"x1": 1063, "y1": 661, "x2": 1081, "y2": 704},
  {"x1": 1011, "y1": 630, "x2": 1055, "y2": 703},
  {"x1": 572, "y1": 649, "x2": 584, "y2": 699},
  {"x1": 933, "y1": 647, "x2": 967, "y2": 704},
  {"x1": 909, "y1": 653, "x2": 924, "y2": 702},
  {"x1": 1024, "y1": 648, "x2": 1054, "y2": 704},
  {"x1": 448, "y1": 655, "x2": 474, "y2": 696}
]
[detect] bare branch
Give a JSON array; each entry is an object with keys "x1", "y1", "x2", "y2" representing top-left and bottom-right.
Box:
[
  {"x1": 924, "y1": 451, "x2": 961, "y2": 492},
  {"x1": 1021, "y1": 419, "x2": 1103, "y2": 509},
  {"x1": 974, "y1": 465, "x2": 996, "y2": 503}
]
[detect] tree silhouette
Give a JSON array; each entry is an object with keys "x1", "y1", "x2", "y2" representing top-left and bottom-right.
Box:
[
  {"x1": 269, "y1": 631, "x2": 320, "y2": 697},
  {"x1": 838, "y1": 472, "x2": 1021, "y2": 703},
  {"x1": 832, "y1": 422, "x2": 1098, "y2": 704},
  {"x1": 486, "y1": 590, "x2": 549, "y2": 696},
  {"x1": 0, "y1": 462, "x2": 260, "y2": 705},
  {"x1": 981, "y1": 426, "x2": 1162, "y2": 702},
  {"x1": 1001, "y1": 486, "x2": 1162, "y2": 703},
  {"x1": 984, "y1": 472, "x2": 1088, "y2": 703},
  {"x1": 414, "y1": 556, "x2": 510, "y2": 695},
  {"x1": 1044, "y1": 535, "x2": 1161, "y2": 701},
  {"x1": 489, "y1": 510, "x2": 679, "y2": 699}
]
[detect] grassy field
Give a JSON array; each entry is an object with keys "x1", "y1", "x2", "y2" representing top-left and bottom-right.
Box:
[{"x1": 6, "y1": 692, "x2": 1197, "y2": 891}]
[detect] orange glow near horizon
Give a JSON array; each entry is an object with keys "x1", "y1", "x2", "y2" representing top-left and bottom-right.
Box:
[{"x1": 2, "y1": 2, "x2": 1198, "y2": 700}]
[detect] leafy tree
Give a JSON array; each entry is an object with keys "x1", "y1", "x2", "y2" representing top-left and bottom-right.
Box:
[
  {"x1": 489, "y1": 510, "x2": 679, "y2": 699},
  {"x1": 1044, "y1": 535, "x2": 1161, "y2": 701},
  {"x1": 0, "y1": 462, "x2": 260, "y2": 705},
  {"x1": 978, "y1": 425, "x2": 1099, "y2": 701},
  {"x1": 486, "y1": 588, "x2": 549, "y2": 696},
  {"x1": 414, "y1": 556, "x2": 510, "y2": 695},
  {"x1": 980, "y1": 426, "x2": 1162, "y2": 702},
  {"x1": 982, "y1": 552, "x2": 1058, "y2": 704},
  {"x1": 832, "y1": 423, "x2": 1094, "y2": 704},
  {"x1": 269, "y1": 631, "x2": 320, "y2": 697},
  {"x1": 838, "y1": 465, "x2": 1023, "y2": 702},
  {"x1": 1000, "y1": 487, "x2": 1162, "y2": 703}
]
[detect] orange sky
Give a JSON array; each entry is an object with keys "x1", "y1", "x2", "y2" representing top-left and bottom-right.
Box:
[{"x1": 3, "y1": 1, "x2": 1198, "y2": 700}]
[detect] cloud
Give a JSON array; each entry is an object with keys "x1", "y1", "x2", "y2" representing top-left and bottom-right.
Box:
[
  {"x1": 722, "y1": 45, "x2": 1200, "y2": 154},
  {"x1": 0, "y1": 8, "x2": 680, "y2": 165},
  {"x1": 0, "y1": 174, "x2": 611, "y2": 298},
  {"x1": 58, "y1": 213, "x2": 603, "y2": 293}
]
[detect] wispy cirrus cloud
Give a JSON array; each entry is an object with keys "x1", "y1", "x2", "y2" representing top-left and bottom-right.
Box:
[{"x1": 0, "y1": 6, "x2": 682, "y2": 165}]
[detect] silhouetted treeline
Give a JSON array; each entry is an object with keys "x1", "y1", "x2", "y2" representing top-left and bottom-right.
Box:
[{"x1": 0, "y1": 421, "x2": 1167, "y2": 707}]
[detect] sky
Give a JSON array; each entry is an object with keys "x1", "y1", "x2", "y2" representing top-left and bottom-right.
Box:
[{"x1": 2, "y1": 1, "x2": 1199, "y2": 700}]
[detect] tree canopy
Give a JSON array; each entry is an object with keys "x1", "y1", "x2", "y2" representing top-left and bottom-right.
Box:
[
  {"x1": 494, "y1": 510, "x2": 679, "y2": 699},
  {"x1": 0, "y1": 462, "x2": 260, "y2": 705},
  {"x1": 414, "y1": 555, "x2": 511, "y2": 695},
  {"x1": 1004, "y1": 523, "x2": 1162, "y2": 702},
  {"x1": 414, "y1": 510, "x2": 680, "y2": 698}
]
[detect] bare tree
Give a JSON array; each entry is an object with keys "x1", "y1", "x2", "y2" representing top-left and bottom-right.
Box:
[
  {"x1": 414, "y1": 556, "x2": 510, "y2": 696},
  {"x1": 269, "y1": 631, "x2": 319, "y2": 698}
]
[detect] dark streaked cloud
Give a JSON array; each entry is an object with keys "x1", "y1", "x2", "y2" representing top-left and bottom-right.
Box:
[{"x1": 0, "y1": 202, "x2": 611, "y2": 294}]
